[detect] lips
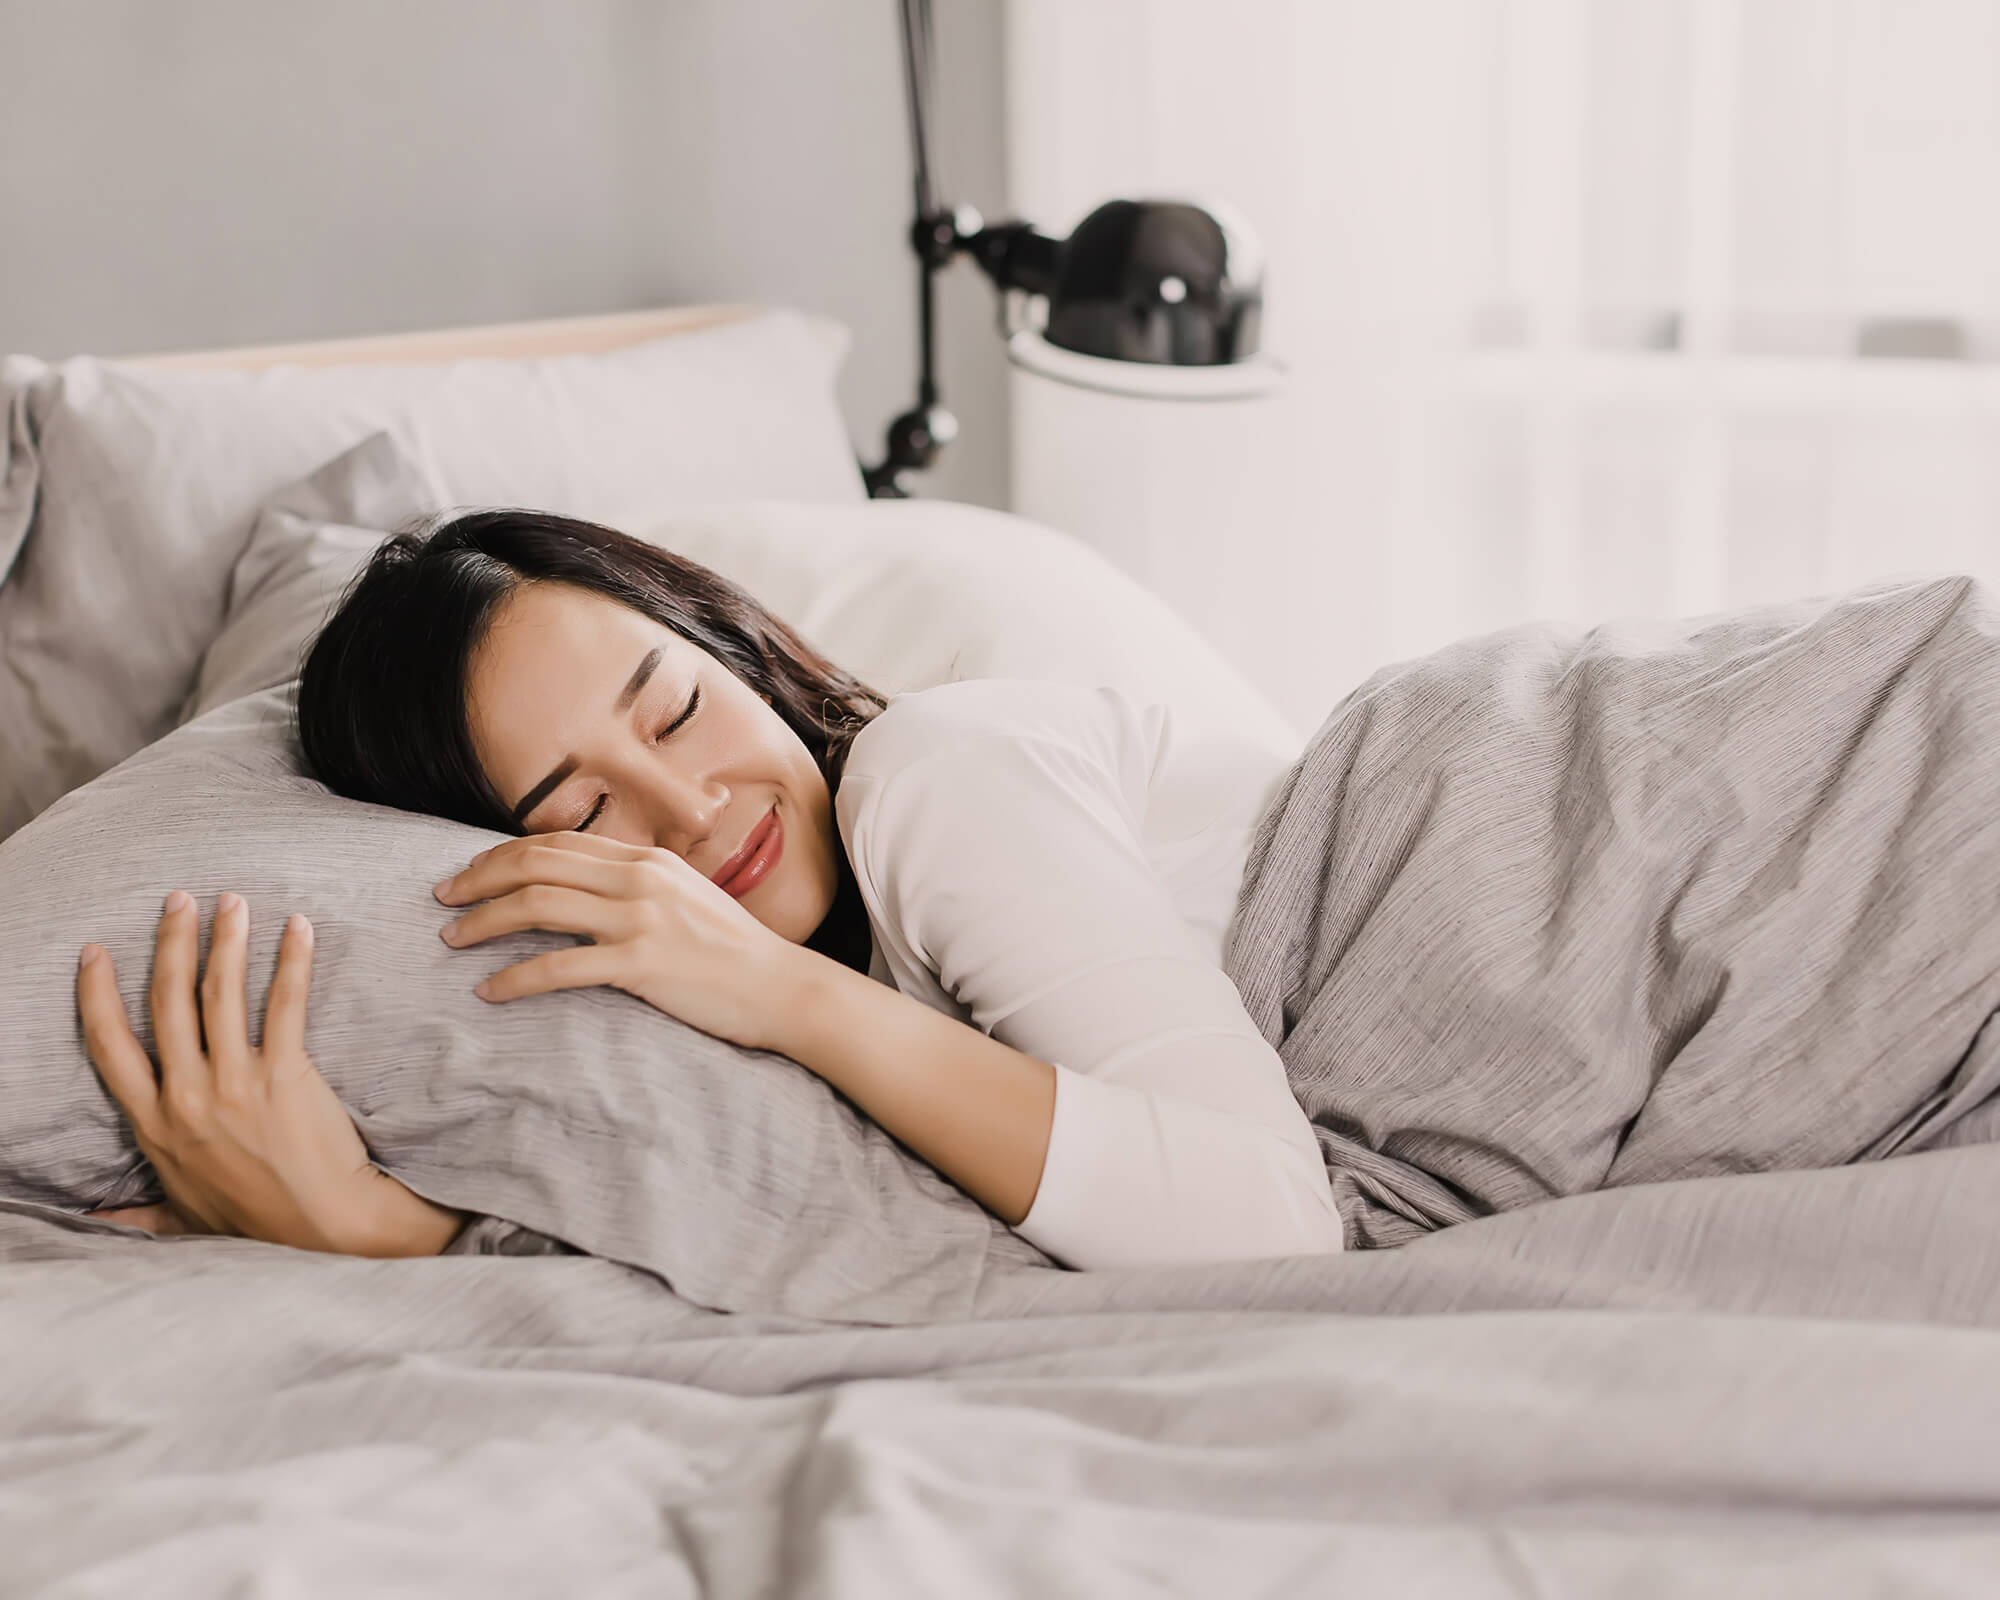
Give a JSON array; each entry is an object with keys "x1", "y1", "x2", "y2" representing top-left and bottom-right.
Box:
[{"x1": 710, "y1": 806, "x2": 778, "y2": 890}]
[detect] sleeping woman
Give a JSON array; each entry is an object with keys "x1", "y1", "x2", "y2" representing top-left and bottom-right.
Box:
[{"x1": 74, "y1": 511, "x2": 1348, "y2": 1267}]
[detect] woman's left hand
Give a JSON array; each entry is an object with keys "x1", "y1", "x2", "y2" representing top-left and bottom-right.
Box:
[{"x1": 435, "y1": 833, "x2": 802, "y2": 1052}]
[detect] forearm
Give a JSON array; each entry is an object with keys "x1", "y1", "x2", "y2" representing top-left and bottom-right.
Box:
[{"x1": 770, "y1": 949, "x2": 1056, "y2": 1226}]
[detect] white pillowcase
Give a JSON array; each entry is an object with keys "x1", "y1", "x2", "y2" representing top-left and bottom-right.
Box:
[
  {"x1": 648, "y1": 500, "x2": 1306, "y2": 765},
  {"x1": 0, "y1": 308, "x2": 861, "y2": 840},
  {"x1": 183, "y1": 473, "x2": 1298, "y2": 786}
]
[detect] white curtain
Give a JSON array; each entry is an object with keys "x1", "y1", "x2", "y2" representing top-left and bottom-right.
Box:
[{"x1": 1005, "y1": 0, "x2": 2000, "y2": 737}]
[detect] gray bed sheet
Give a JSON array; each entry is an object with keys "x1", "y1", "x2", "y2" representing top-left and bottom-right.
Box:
[
  {"x1": 8, "y1": 1128, "x2": 2000, "y2": 1598},
  {"x1": 15, "y1": 574, "x2": 2000, "y2": 1593}
]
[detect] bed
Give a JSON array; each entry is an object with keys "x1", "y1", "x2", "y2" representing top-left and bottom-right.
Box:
[{"x1": 5, "y1": 307, "x2": 2000, "y2": 1597}]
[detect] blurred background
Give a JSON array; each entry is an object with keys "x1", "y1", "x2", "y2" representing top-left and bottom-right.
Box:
[{"x1": 3, "y1": 0, "x2": 1995, "y2": 735}]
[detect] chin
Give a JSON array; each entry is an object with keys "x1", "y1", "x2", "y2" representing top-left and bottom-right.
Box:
[{"x1": 756, "y1": 880, "x2": 827, "y2": 946}]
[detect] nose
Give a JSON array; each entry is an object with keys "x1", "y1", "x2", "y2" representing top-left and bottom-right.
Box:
[{"x1": 637, "y1": 759, "x2": 729, "y2": 856}]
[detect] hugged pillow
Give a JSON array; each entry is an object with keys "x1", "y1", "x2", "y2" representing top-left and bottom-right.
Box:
[
  {"x1": 0, "y1": 685, "x2": 1053, "y2": 1324},
  {"x1": 0, "y1": 494, "x2": 1302, "y2": 1321},
  {"x1": 182, "y1": 432, "x2": 442, "y2": 723},
  {"x1": 0, "y1": 308, "x2": 861, "y2": 840}
]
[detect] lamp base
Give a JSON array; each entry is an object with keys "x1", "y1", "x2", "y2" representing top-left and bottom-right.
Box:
[
  {"x1": 861, "y1": 462, "x2": 911, "y2": 499},
  {"x1": 862, "y1": 403, "x2": 960, "y2": 499},
  {"x1": 1006, "y1": 331, "x2": 1287, "y2": 402}
]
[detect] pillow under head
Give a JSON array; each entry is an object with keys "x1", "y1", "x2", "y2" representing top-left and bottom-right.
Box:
[
  {"x1": 0, "y1": 685, "x2": 1051, "y2": 1323},
  {"x1": 649, "y1": 499, "x2": 1306, "y2": 764}
]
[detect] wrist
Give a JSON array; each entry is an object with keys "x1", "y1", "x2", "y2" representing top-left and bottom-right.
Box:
[
  {"x1": 760, "y1": 939, "x2": 854, "y2": 1058},
  {"x1": 330, "y1": 1169, "x2": 467, "y2": 1258}
]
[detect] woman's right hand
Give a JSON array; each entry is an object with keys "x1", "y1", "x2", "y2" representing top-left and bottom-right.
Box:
[{"x1": 77, "y1": 891, "x2": 466, "y2": 1258}]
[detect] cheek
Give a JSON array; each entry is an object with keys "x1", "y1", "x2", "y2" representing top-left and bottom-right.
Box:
[{"x1": 795, "y1": 757, "x2": 835, "y2": 830}]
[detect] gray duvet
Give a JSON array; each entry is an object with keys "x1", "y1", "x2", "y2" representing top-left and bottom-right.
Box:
[
  {"x1": 1230, "y1": 572, "x2": 2000, "y2": 1245},
  {"x1": 11, "y1": 573, "x2": 2000, "y2": 1594},
  {"x1": 9, "y1": 1145, "x2": 2000, "y2": 1597}
]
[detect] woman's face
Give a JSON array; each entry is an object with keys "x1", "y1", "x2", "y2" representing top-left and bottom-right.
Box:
[{"x1": 464, "y1": 581, "x2": 841, "y2": 945}]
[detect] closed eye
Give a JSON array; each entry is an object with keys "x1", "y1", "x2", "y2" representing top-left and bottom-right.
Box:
[{"x1": 572, "y1": 686, "x2": 702, "y2": 833}]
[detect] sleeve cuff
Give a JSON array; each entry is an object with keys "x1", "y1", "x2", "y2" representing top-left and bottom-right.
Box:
[{"x1": 1014, "y1": 1061, "x2": 1345, "y2": 1270}]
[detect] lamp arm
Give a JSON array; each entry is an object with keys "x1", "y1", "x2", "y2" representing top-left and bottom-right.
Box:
[
  {"x1": 899, "y1": 0, "x2": 938, "y2": 222},
  {"x1": 861, "y1": 0, "x2": 1066, "y2": 498},
  {"x1": 961, "y1": 220, "x2": 1062, "y2": 298},
  {"x1": 863, "y1": 0, "x2": 950, "y2": 498}
]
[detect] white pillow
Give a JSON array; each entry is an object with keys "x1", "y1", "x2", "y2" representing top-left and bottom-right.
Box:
[
  {"x1": 0, "y1": 309, "x2": 861, "y2": 840},
  {"x1": 184, "y1": 485, "x2": 1299, "y2": 788},
  {"x1": 647, "y1": 500, "x2": 1306, "y2": 764}
]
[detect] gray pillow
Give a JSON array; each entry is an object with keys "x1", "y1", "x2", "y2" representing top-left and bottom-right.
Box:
[
  {"x1": 181, "y1": 431, "x2": 440, "y2": 724},
  {"x1": 0, "y1": 685, "x2": 1052, "y2": 1323},
  {"x1": 0, "y1": 309, "x2": 862, "y2": 842}
]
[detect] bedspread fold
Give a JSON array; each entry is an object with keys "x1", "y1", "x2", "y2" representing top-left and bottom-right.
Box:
[{"x1": 1226, "y1": 573, "x2": 2000, "y2": 1247}]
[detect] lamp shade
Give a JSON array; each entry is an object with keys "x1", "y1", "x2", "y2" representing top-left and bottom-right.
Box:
[
  {"x1": 1015, "y1": 199, "x2": 1284, "y2": 401},
  {"x1": 1047, "y1": 199, "x2": 1260, "y2": 362}
]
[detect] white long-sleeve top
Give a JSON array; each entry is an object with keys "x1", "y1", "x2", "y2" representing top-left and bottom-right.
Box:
[{"x1": 835, "y1": 677, "x2": 1347, "y2": 1270}]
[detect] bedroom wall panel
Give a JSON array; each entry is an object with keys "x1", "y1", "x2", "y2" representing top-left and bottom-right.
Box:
[
  {"x1": 0, "y1": 0, "x2": 1009, "y2": 509},
  {"x1": 1008, "y1": 0, "x2": 2000, "y2": 738}
]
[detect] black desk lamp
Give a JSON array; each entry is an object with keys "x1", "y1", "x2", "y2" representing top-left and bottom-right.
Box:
[{"x1": 863, "y1": 0, "x2": 1284, "y2": 499}]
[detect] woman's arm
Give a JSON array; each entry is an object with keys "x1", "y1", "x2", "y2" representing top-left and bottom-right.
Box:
[
  {"x1": 774, "y1": 894, "x2": 1343, "y2": 1267},
  {"x1": 835, "y1": 687, "x2": 1348, "y2": 1269},
  {"x1": 329, "y1": 1168, "x2": 468, "y2": 1258},
  {"x1": 769, "y1": 948, "x2": 1057, "y2": 1226},
  {"x1": 434, "y1": 832, "x2": 1060, "y2": 1227}
]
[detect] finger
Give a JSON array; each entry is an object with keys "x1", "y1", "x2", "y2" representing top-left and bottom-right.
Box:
[
  {"x1": 149, "y1": 890, "x2": 208, "y2": 1077},
  {"x1": 443, "y1": 884, "x2": 633, "y2": 950},
  {"x1": 262, "y1": 913, "x2": 315, "y2": 1054},
  {"x1": 476, "y1": 942, "x2": 621, "y2": 1004},
  {"x1": 435, "y1": 832, "x2": 646, "y2": 904},
  {"x1": 201, "y1": 893, "x2": 252, "y2": 1089},
  {"x1": 76, "y1": 945, "x2": 162, "y2": 1137},
  {"x1": 87, "y1": 1204, "x2": 191, "y2": 1236}
]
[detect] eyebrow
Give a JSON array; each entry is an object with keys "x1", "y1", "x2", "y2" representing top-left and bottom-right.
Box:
[{"x1": 509, "y1": 647, "x2": 664, "y2": 823}]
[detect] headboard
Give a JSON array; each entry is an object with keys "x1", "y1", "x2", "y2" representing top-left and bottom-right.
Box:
[{"x1": 123, "y1": 304, "x2": 755, "y2": 373}]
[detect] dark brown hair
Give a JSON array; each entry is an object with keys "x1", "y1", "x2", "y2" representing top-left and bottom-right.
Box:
[{"x1": 296, "y1": 509, "x2": 886, "y2": 973}]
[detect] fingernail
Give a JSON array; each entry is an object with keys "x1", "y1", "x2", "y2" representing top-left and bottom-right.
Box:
[
  {"x1": 433, "y1": 877, "x2": 456, "y2": 899},
  {"x1": 164, "y1": 890, "x2": 191, "y2": 914},
  {"x1": 78, "y1": 945, "x2": 101, "y2": 969},
  {"x1": 473, "y1": 979, "x2": 492, "y2": 1000},
  {"x1": 288, "y1": 913, "x2": 313, "y2": 943},
  {"x1": 217, "y1": 892, "x2": 241, "y2": 916},
  {"x1": 439, "y1": 920, "x2": 460, "y2": 946}
]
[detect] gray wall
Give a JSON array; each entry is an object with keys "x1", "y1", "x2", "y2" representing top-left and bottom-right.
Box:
[{"x1": 0, "y1": 0, "x2": 1009, "y2": 508}]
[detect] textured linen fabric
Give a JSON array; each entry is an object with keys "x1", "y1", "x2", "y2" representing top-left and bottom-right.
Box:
[
  {"x1": 16, "y1": 1128, "x2": 2000, "y2": 1593},
  {"x1": 0, "y1": 685, "x2": 1053, "y2": 1324},
  {"x1": 837, "y1": 677, "x2": 1346, "y2": 1270},
  {"x1": 180, "y1": 431, "x2": 441, "y2": 722},
  {"x1": 1225, "y1": 571, "x2": 2000, "y2": 1248},
  {"x1": 0, "y1": 309, "x2": 861, "y2": 841},
  {"x1": 18, "y1": 570, "x2": 2000, "y2": 1587}
]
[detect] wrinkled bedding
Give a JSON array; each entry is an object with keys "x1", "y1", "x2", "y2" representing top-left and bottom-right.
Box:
[
  {"x1": 9, "y1": 1134, "x2": 2000, "y2": 1597},
  {"x1": 1229, "y1": 573, "x2": 2000, "y2": 1245},
  {"x1": 15, "y1": 573, "x2": 2000, "y2": 1594}
]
